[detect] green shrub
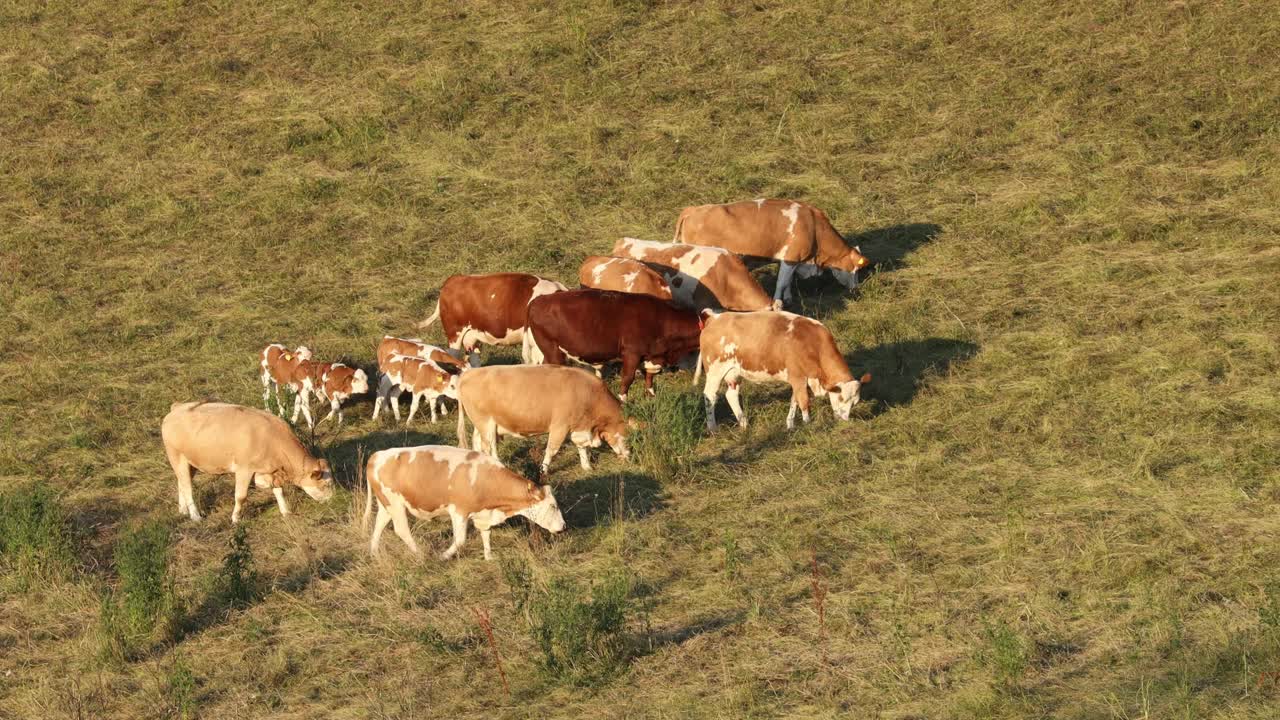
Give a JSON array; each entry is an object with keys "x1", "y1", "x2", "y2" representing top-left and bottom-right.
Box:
[
  {"x1": 980, "y1": 619, "x2": 1028, "y2": 690},
  {"x1": 625, "y1": 388, "x2": 704, "y2": 483},
  {"x1": 164, "y1": 654, "x2": 198, "y2": 719},
  {"x1": 214, "y1": 524, "x2": 259, "y2": 609},
  {"x1": 528, "y1": 570, "x2": 633, "y2": 686},
  {"x1": 99, "y1": 520, "x2": 178, "y2": 660},
  {"x1": 0, "y1": 482, "x2": 76, "y2": 590}
]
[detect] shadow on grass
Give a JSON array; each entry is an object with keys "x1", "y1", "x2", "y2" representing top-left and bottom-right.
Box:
[
  {"x1": 641, "y1": 610, "x2": 747, "y2": 654},
  {"x1": 553, "y1": 471, "x2": 667, "y2": 530},
  {"x1": 850, "y1": 222, "x2": 943, "y2": 271},
  {"x1": 850, "y1": 337, "x2": 979, "y2": 408}
]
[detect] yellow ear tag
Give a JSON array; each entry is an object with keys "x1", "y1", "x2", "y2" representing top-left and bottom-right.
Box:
[
  {"x1": 283, "y1": 353, "x2": 293, "y2": 361},
  {"x1": 857, "y1": 258, "x2": 867, "y2": 266}
]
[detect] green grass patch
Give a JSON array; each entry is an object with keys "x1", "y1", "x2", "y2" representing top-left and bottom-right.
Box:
[{"x1": 0, "y1": 482, "x2": 76, "y2": 591}]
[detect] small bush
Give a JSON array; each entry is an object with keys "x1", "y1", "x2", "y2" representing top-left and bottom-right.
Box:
[
  {"x1": 980, "y1": 619, "x2": 1028, "y2": 690},
  {"x1": 625, "y1": 388, "x2": 704, "y2": 483},
  {"x1": 528, "y1": 570, "x2": 633, "y2": 686},
  {"x1": 0, "y1": 482, "x2": 76, "y2": 590},
  {"x1": 214, "y1": 524, "x2": 259, "y2": 609},
  {"x1": 164, "y1": 654, "x2": 198, "y2": 719},
  {"x1": 99, "y1": 520, "x2": 178, "y2": 660}
]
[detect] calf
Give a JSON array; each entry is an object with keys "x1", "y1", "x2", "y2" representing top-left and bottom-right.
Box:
[
  {"x1": 578, "y1": 255, "x2": 673, "y2": 301},
  {"x1": 695, "y1": 310, "x2": 871, "y2": 431},
  {"x1": 417, "y1": 273, "x2": 567, "y2": 366},
  {"x1": 162, "y1": 401, "x2": 334, "y2": 523},
  {"x1": 674, "y1": 199, "x2": 871, "y2": 304},
  {"x1": 373, "y1": 335, "x2": 464, "y2": 421},
  {"x1": 525, "y1": 289, "x2": 702, "y2": 400},
  {"x1": 259, "y1": 344, "x2": 313, "y2": 416},
  {"x1": 297, "y1": 361, "x2": 369, "y2": 426},
  {"x1": 610, "y1": 237, "x2": 779, "y2": 312},
  {"x1": 364, "y1": 445, "x2": 565, "y2": 560},
  {"x1": 456, "y1": 365, "x2": 632, "y2": 474},
  {"x1": 380, "y1": 353, "x2": 460, "y2": 424}
]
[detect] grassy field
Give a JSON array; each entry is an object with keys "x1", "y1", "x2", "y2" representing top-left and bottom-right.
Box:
[{"x1": 3, "y1": 0, "x2": 1280, "y2": 717}]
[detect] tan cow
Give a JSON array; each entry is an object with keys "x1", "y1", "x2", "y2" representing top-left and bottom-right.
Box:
[
  {"x1": 695, "y1": 310, "x2": 871, "y2": 431},
  {"x1": 610, "y1": 237, "x2": 780, "y2": 312},
  {"x1": 298, "y1": 361, "x2": 369, "y2": 425},
  {"x1": 161, "y1": 401, "x2": 335, "y2": 523},
  {"x1": 373, "y1": 335, "x2": 464, "y2": 421},
  {"x1": 578, "y1": 255, "x2": 672, "y2": 301},
  {"x1": 378, "y1": 353, "x2": 460, "y2": 424},
  {"x1": 674, "y1": 199, "x2": 872, "y2": 304},
  {"x1": 417, "y1": 273, "x2": 567, "y2": 366},
  {"x1": 259, "y1": 344, "x2": 313, "y2": 416},
  {"x1": 363, "y1": 445, "x2": 565, "y2": 560},
  {"x1": 456, "y1": 365, "x2": 632, "y2": 474}
]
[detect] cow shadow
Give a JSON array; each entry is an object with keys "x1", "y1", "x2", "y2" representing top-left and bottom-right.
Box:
[
  {"x1": 324, "y1": 429, "x2": 454, "y2": 490},
  {"x1": 642, "y1": 610, "x2": 747, "y2": 654},
  {"x1": 849, "y1": 222, "x2": 943, "y2": 272},
  {"x1": 553, "y1": 470, "x2": 667, "y2": 529},
  {"x1": 849, "y1": 337, "x2": 978, "y2": 408}
]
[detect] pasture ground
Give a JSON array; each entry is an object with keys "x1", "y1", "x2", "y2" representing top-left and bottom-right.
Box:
[{"x1": 2, "y1": 1, "x2": 1279, "y2": 717}]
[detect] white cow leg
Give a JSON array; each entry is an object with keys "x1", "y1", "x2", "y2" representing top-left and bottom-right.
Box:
[
  {"x1": 775, "y1": 261, "x2": 797, "y2": 304},
  {"x1": 406, "y1": 393, "x2": 422, "y2": 425},
  {"x1": 440, "y1": 512, "x2": 468, "y2": 560},
  {"x1": 787, "y1": 397, "x2": 799, "y2": 430},
  {"x1": 472, "y1": 428, "x2": 485, "y2": 454},
  {"x1": 370, "y1": 504, "x2": 391, "y2": 556},
  {"x1": 479, "y1": 526, "x2": 494, "y2": 561},
  {"x1": 390, "y1": 386, "x2": 403, "y2": 422},
  {"x1": 300, "y1": 389, "x2": 314, "y2": 428},
  {"x1": 468, "y1": 346, "x2": 481, "y2": 368},
  {"x1": 231, "y1": 469, "x2": 253, "y2": 524},
  {"x1": 542, "y1": 428, "x2": 567, "y2": 474},
  {"x1": 702, "y1": 365, "x2": 730, "y2": 433},
  {"x1": 170, "y1": 455, "x2": 201, "y2": 521},
  {"x1": 428, "y1": 395, "x2": 438, "y2": 423},
  {"x1": 261, "y1": 375, "x2": 272, "y2": 411},
  {"x1": 389, "y1": 501, "x2": 420, "y2": 555},
  {"x1": 320, "y1": 399, "x2": 340, "y2": 425},
  {"x1": 726, "y1": 381, "x2": 747, "y2": 428},
  {"x1": 485, "y1": 422, "x2": 501, "y2": 460},
  {"x1": 273, "y1": 485, "x2": 291, "y2": 516},
  {"x1": 577, "y1": 445, "x2": 592, "y2": 471}
]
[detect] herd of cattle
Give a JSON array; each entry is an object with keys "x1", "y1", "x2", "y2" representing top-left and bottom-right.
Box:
[{"x1": 161, "y1": 199, "x2": 875, "y2": 560}]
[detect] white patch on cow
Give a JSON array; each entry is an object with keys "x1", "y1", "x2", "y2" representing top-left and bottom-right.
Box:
[
  {"x1": 559, "y1": 346, "x2": 596, "y2": 369},
  {"x1": 622, "y1": 270, "x2": 640, "y2": 291},
  {"x1": 679, "y1": 247, "x2": 722, "y2": 280},
  {"x1": 642, "y1": 360, "x2": 663, "y2": 373},
  {"x1": 782, "y1": 202, "x2": 800, "y2": 237},
  {"x1": 490, "y1": 293, "x2": 496, "y2": 300},
  {"x1": 530, "y1": 277, "x2": 566, "y2": 300},
  {"x1": 469, "y1": 507, "x2": 508, "y2": 527},
  {"x1": 591, "y1": 262, "x2": 610, "y2": 285},
  {"x1": 570, "y1": 429, "x2": 602, "y2": 449},
  {"x1": 516, "y1": 487, "x2": 566, "y2": 533},
  {"x1": 742, "y1": 367, "x2": 789, "y2": 383},
  {"x1": 755, "y1": 198, "x2": 766, "y2": 208}
]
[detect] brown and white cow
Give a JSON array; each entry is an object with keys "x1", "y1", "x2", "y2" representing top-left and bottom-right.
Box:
[
  {"x1": 259, "y1": 344, "x2": 313, "y2": 416},
  {"x1": 610, "y1": 237, "x2": 779, "y2": 313},
  {"x1": 525, "y1": 289, "x2": 703, "y2": 401},
  {"x1": 364, "y1": 445, "x2": 565, "y2": 560},
  {"x1": 297, "y1": 361, "x2": 369, "y2": 426},
  {"x1": 417, "y1": 273, "x2": 567, "y2": 366},
  {"x1": 456, "y1": 365, "x2": 632, "y2": 474},
  {"x1": 162, "y1": 401, "x2": 335, "y2": 523},
  {"x1": 674, "y1": 199, "x2": 872, "y2": 304},
  {"x1": 373, "y1": 335, "x2": 464, "y2": 421},
  {"x1": 578, "y1": 255, "x2": 673, "y2": 301},
  {"x1": 378, "y1": 353, "x2": 460, "y2": 424},
  {"x1": 695, "y1": 310, "x2": 871, "y2": 431}
]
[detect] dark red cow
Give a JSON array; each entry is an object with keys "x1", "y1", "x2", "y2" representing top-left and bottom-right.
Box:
[
  {"x1": 524, "y1": 289, "x2": 702, "y2": 400},
  {"x1": 418, "y1": 273, "x2": 566, "y2": 366}
]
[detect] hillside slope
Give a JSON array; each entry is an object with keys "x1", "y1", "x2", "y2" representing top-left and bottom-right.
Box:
[{"x1": 2, "y1": 1, "x2": 1279, "y2": 717}]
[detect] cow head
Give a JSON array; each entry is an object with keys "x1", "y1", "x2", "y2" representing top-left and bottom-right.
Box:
[
  {"x1": 518, "y1": 484, "x2": 566, "y2": 533},
  {"x1": 442, "y1": 372, "x2": 462, "y2": 400},
  {"x1": 351, "y1": 368, "x2": 370, "y2": 395},
  {"x1": 598, "y1": 419, "x2": 635, "y2": 462},
  {"x1": 297, "y1": 458, "x2": 335, "y2": 502},
  {"x1": 293, "y1": 346, "x2": 314, "y2": 362},
  {"x1": 829, "y1": 247, "x2": 870, "y2": 289},
  {"x1": 827, "y1": 372, "x2": 872, "y2": 420}
]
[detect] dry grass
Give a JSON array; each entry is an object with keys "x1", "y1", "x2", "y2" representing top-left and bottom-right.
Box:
[{"x1": 3, "y1": 0, "x2": 1280, "y2": 717}]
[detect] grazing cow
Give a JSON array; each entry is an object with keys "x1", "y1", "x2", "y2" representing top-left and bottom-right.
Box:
[
  {"x1": 610, "y1": 237, "x2": 779, "y2": 312},
  {"x1": 578, "y1": 255, "x2": 673, "y2": 301},
  {"x1": 674, "y1": 199, "x2": 872, "y2": 303},
  {"x1": 373, "y1": 335, "x2": 464, "y2": 421},
  {"x1": 259, "y1": 344, "x2": 313, "y2": 416},
  {"x1": 161, "y1": 401, "x2": 334, "y2": 523},
  {"x1": 695, "y1": 310, "x2": 871, "y2": 431},
  {"x1": 363, "y1": 445, "x2": 566, "y2": 560},
  {"x1": 456, "y1": 365, "x2": 633, "y2": 474},
  {"x1": 379, "y1": 353, "x2": 460, "y2": 424},
  {"x1": 297, "y1": 361, "x2": 369, "y2": 426},
  {"x1": 417, "y1": 273, "x2": 567, "y2": 366},
  {"x1": 525, "y1": 289, "x2": 702, "y2": 400}
]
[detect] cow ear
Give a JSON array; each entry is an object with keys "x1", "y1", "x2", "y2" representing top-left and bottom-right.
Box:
[
  {"x1": 626, "y1": 418, "x2": 644, "y2": 430},
  {"x1": 771, "y1": 299, "x2": 783, "y2": 311},
  {"x1": 860, "y1": 372, "x2": 872, "y2": 384}
]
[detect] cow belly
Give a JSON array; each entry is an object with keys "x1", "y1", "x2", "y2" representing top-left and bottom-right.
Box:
[
  {"x1": 740, "y1": 368, "x2": 790, "y2": 383},
  {"x1": 461, "y1": 325, "x2": 524, "y2": 347}
]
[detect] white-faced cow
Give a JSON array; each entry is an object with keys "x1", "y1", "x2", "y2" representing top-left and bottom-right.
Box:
[
  {"x1": 578, "y1": 255, "x2": 673, "y2": 301},
  {"x1": 298, "y1": 361, "x2": 369, "y2": 426},
  {"x1": 525, "y1": 288, "x2": 703, "y2": 400},
  {"x1": 377, "y1": 353, "x2": 460, "y2": 425},
  {"x1": 162, "y1": 401, "x2": 335, "y2": 523},
  {"x1": 610, "y1": 237, "x2": 779, "y2": 313},
  {"x1": 674, "y1": 199, "x2": 872, "y2": 304},
  {"x1": 373, "y1": 335, "x2": 465, "y2": 421},
  {"x1": 259, "y1": 344, "x2": 313, "y2": 416},
  {"x1": 456, "y1": 365, "x2": 633, "y2": 474},
  {"x1": 364, "y1": 445, "x2": 566, "y2": 560},
  {"x1": 695, "y1": 310, "x2": 871, "y2": 431},
  {"x1": 417, "y1": 273, "x2": 567, "y2": 366}
]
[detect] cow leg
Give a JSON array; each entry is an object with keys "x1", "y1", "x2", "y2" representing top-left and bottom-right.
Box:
[
  {"x1": 168, "y1": 451, "x2": 202, "y2": 521},
  {"x1": 577, "y1": 445, "x2": 592, "y2": 471},
  {"x1": 320, "y1": 397, "x2": 340, "y2": 425},
  {"x1": 472, "y1": 428, "x2": 485, "y2": 454},
  {"x1": 428, "y1": 393, "x2": 439, "y2": 423},
  {"x1": 702, "y1": 364, "x2": 731, "y2": 433},
  {"x1": 261, "y1": 372, "x2": 273, "y2": 411},
  {"x1": 231, "y1": 469, "x2": 254, "y2": 524},
  {"x1": 484, "y1": 421, "x2": 500, "y2": 460},
  {"x1": 372, "y1": 374, "x2": 389, "y2": 420},
  {"x1": 389, "y1": 500, "x2": 421, "y2": 556},
  {"x1": 725, "y1": 378, "x2": 747, "y2": 429},
  {"x1": 466, "y1": 343, "x2": 481, "y2": 368},
  {"x1": 406, "y1": 392, "x2": 422, "y2": 425},
  {"x1": 542, "y1": 426, "x2": 569, "y2": 475},
  {"x1": 775, "y1": 261, "x2": 798, "y2": 304},
  {"x1": 440, "y1": 511, "x2": 469, "y2": 560},
  {"x1": 272, "y1": 483, "x2": 291, "y2": 516},
  {"x1": 390, "y1": 385, "x2": 404, "y2": 422},
  {"x1": 370, "y1": 504, "x2": 392, "y2": 556},
  {"x1": 643, "y1": 368, "x2": 658, "y2": 397},
  {"x1": 618, "y1": 352, "x2": 642, "y2": 401},
  {"x1": 787, "y1": 396, "x2": 799, "y2": 430},
  {"x1": 479, "y1": 527, "x2": 494, "y2": 561}
]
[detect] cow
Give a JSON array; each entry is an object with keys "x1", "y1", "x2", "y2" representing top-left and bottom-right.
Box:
[
  {"x1": 455, "y1": 365, "x2": 632, "y2": 474},
  {"x1": 378, "y1": 353, "x2": 460, "y2": 424},
  {"x1": 373, "y1": 335, "x2": 465, "y2": 421},
  {"x1": 610, "y1": 237, "x2": 779, "y2": 313},
  {"x1": 363, "y1": 445, "x2": 566, "y2": 560},
  {"x1": 417, "y1": 273, "x2": 567, "y2": 366},
  {"x1": 161, "y1": 401, "x2": 335, "y2": 523},
  {"x1": 297, "y1": 361, "x2": 369, "y2": 426},
  {"x1": 259, "y1": 344, "x2": 313, "y2": 416},
  {"x1": 578, "y1": 255, "x2": 673, "y2": 301},
  {"x1": 525, "y1": 289, "x2": 702, "y2": 401},
  {"x1": 673, "y1": 199, "x2": 872, "y2": 304},
  {"x1": 694, "y1": 310, "x2": 872, "y2": 431}
]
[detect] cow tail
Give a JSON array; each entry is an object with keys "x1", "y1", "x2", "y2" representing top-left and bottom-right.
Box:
[
  {"x1": 692, "y1": 351, "x2": 703, "y2": 385},
  {"x1": 362, "y1": 460, "x2": 374, "y2": 531},
  {"x1": 416, "y1": 299, "x2": 441, "y2": 330},
  {"x1": 456, "y1": 404, "x2": 469, "y2": 449}
]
